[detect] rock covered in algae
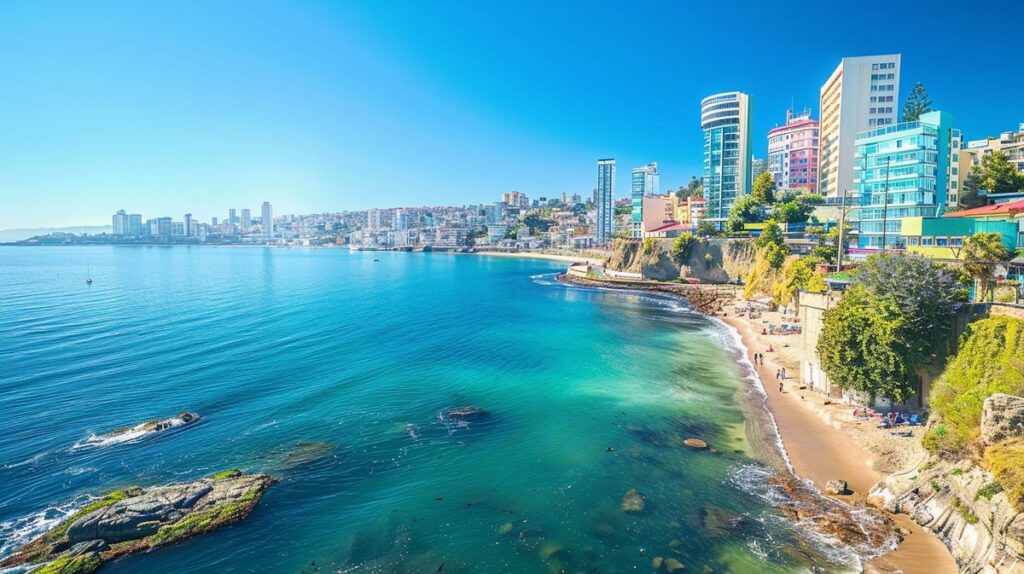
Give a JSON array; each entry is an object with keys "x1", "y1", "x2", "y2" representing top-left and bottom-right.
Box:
[
  {"x1": 0, "y1": 471, "x2": 274, "y2": 574},
  {"x1": 621, "y1": 489, "x2": 646, "y2": 512}
]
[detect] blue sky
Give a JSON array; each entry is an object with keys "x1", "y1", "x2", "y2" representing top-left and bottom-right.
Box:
[{"x1": 2, "y1": 0, "x2": 1022, "y2": 228}]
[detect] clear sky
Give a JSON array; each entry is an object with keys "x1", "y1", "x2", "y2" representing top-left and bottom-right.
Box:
[{"x1": 2, "y1": 0, "x2": 1022, "y2": 229}]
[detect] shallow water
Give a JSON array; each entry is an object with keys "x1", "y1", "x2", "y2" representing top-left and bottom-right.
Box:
[{"x1": 0, "y1": 247, "x2": 855, "y2": 572}]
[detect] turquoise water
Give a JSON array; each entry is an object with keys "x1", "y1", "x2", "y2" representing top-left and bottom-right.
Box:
[{"x1": 0, "y1": 247, "x2": 853, "y2": 572}]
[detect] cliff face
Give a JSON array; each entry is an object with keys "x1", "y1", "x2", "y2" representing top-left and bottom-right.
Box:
[
  {"x1": 606, "y1": 239, "x2": 679, "y2": 281},
  {"x1": 606, "y1": 238, "x2": 757, "y2": 284},
  {"x1": 870, "y1": 461, "x2": 1023, "y2": 573}
]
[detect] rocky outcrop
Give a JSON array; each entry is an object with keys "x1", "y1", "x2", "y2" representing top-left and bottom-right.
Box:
[
  {"x1": 0, "y1": 472, "x2": 273, "y2": 574},
  {"x1": 606, "y1": 239, "x2": 679, "y2": 281},
  {"x1": 870, "y1": 460, "x2": 1024, "y2": 572},
  {"x1": 826, "y1": 480, "x2": 849, "y2": 495},
  {"x1": 982, "y1": 394, "x2": 1024, "y2": 445},
  {"x1": 555, "y1": 273, "x2": 737, "y2": 315},
  {"x1": 621, "y1": 489, "x2": 645, "y2": 512}
]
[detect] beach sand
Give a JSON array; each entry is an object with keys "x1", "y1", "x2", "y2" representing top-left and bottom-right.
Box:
[
  {"x1": 719, "y1": 311, "x2": 957, "y2": 574},
  {"x1": 471, "y1": 250, "x2": 607, "y2": 266}
]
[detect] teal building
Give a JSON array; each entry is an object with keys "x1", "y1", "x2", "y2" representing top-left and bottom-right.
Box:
[{"x1": 854, "y1": 110, "x2": 961, "y2": 249}]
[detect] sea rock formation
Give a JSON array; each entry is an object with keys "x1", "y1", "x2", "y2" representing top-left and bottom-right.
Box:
[
  {"x1": 77, "y1": 412, "x2": 200, "y2": 448},
  {"x1": 0, "y1": 471, "x2": 273, "y2": 574},
  {"x1": 981, "y1": 393, "x2": 1024, "y2": 445},
  {"x1": 683, "y1": 438, "x2": 708, "y2": 449}
]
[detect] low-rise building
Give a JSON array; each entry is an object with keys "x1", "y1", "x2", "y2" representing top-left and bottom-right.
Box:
[{"x1": 902, "y1": 199, "x2": 1024, "y2": 262}]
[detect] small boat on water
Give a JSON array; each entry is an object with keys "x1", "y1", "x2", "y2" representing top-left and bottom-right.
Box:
[{"x1": 86, "y1": 263, "x2": 93, "y2": 285}]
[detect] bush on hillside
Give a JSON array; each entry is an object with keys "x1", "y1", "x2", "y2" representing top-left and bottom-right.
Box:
[
  {"x1": 925, "y1": 316, "x2": 1024, "y2": 455},
  {"x1": 985, "y1": 440, "x2": 1024, "y2": 510}
]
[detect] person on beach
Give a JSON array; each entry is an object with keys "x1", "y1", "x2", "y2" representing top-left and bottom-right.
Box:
[
  {"x1": 775, "y1": 369, "x2": 780, "y2": 380},
  {"x1": 779, "y1": 381, "x2": 783, "y2": 393}
]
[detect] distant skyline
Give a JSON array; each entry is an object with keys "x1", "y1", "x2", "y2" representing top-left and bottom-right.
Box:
[{"x1": 2, "y1": 0, "x2": 1023, "y2": 228}]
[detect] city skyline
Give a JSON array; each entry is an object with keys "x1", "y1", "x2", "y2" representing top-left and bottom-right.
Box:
[{"x1": 2, "y1": 2, "x2": 1023, "y2": 229}]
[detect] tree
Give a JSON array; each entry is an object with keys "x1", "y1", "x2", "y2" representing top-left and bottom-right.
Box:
[
  {"x1": 670, "y1": 232, "x2": 697, "y2": 265},
  {"x1": 817, "y1": 253, "x2": 959, "y2": 404},
  {"x1": 751, "y1": 171, "x2": 777, "y2": 205},
  {"x1": 696, "y1": 220, "x2": 716, "y2": 237},
  {"x1": 774, "y1": 256, "x2": 817, "y2": 308},
  {"x1": 676, "y1": 176, "x2": 703, "y2": 201},
  {"x1": 962, "y1": 232, "x2": 1012, "y2": 302},
  {"x1": 729, "y1": 195, "x2": 765, "y2": 226},
  {"x1": 979, "y1": 152, "x2": 1024, "y2": 195},
  {"x1": 817, "y1": 284, "x2": 917, "y2": 403},
  {"x1": 901, "y1": 82, "x2": 933, "y2": 122},
  {"x1": 958, "y1": 168, "x2": 987, "y2": 209}
]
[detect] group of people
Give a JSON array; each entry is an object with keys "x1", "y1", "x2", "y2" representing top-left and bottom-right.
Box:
[
  {"x1": 751, "y1": 351, "x2": 788, "y2": 393},
  {"x1": 752, "y1": 352, "x2": 765, "y2": 365}
]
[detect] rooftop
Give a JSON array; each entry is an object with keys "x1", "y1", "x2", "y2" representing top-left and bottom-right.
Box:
[{"x1": 944, "y1": 199, "x2": 1024, "y2": 219}]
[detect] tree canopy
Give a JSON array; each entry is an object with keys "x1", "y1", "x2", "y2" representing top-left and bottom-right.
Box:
[
  {"x1": 817, "y1": 253, "x2": 959, "y2": 403},
  {"x1": 901, "y1": 82, "x2": 933, "y2": 122},
  {"x1": 751, "y1": 171, "x2": 776, "y2": 205},
  {"x1": 962, "y1": 232, "x2": 1012, "y2": 302},
  {"x1": 676, "y1": 176, "x2": 704, "y2": 201},
  {"x1": 979, "y1": 151, "x2": 1024, "y2": 195}
]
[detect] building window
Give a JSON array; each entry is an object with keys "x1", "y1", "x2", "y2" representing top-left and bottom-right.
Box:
[
  {"x1": 922, "y1": 237, "x2": 934, "y2": 246},
  {"x1": 950, "y1": 237, "x2": 963, "y2": 247}
]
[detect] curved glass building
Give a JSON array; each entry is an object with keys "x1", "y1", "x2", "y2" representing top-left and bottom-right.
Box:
[{"x1": 701, "y1": 91, "x2": 752, "y2": 225}]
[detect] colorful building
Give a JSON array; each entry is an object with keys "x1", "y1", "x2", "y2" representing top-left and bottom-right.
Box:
[
  {"x1": 768, "y1": 109, "x2": 820, "y2": 194},
  {"x1": 819, "y1": 54, "x2": 901, "y2": 199},
  {"x1": 701, "y1": 91, "x2": 752, "y2": 225},
  {"x1": 674, "y1": 197, "x2": 707, "y2": 230},
  {"x1": 902, "y1": 199, "x2": 1024, "y2": 260},
  {"x1": 854, "y1": 110, "x2": 962, "y2": 249}
]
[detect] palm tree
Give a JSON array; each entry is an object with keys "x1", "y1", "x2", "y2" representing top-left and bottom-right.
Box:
[{"x1": 962, "y1": 232, "x2": 1011, "y2": 302}]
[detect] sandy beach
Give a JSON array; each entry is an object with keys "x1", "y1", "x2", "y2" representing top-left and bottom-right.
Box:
[
  {"x1": 719, "y1": 308, "x2": 957, "y2": 573},
  {"x1": 471, "y1": 249, "x2": 607, "y2": 266}
]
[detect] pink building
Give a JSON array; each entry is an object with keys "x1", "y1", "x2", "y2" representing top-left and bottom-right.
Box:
[{"x1": 767, "y1": 109, "x2": 819, "y2": 193}]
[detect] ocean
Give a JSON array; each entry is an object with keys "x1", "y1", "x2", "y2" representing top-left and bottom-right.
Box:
[{"x1": 0, "y1": 246, "x2": 860, "y2": 572}]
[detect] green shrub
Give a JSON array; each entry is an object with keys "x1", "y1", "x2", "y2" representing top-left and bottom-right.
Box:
[
  {"x1": 670, "y1": 232, "x2": 697, "y2": 265},
  {"x1": 928, "y1": 317, "x2": 1024, "y2": 454},
  {"x1": 976, "y1": 482, "x2": 1003, "y2": 501},
  {"x1": 985, "y1": 441, "x2": 1024, "y2": 510}
]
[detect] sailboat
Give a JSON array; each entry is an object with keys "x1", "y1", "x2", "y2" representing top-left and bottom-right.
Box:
[{"x1": 86, "y1": 263, "x2": 93, "y2": 285}]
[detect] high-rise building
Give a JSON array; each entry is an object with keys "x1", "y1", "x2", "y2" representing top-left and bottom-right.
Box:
[
  {"x1": 156, "y1": 217, "x2": 173, "y2": 240},
  {"x1": 112, "y1": 209, "x2": 128, "y2": 236},
  {"x1": 211, "y1": 216, "x2": 218, "y2": 226},
  {"x1": 751, "y1": 158, "x2": 768, "y2": 181},
  {"x1": 502, "y1": 191, "x2": 530, "y2": 210},
  {"x1": 241, "y1": 208, "x2": 251, "y2": 229},
  {"x1": 854, "y1": 110, "x2": 960, "y2": 250},
  {"x1": 596, "y1": 159, "x2": 616, "y2": 243},
  {"x1": 367, "y1": 209, "x2": 382, "y2": 231},
  {"x1": 228, "y1": 208, "x2": 237, "y2": 225},
  {"x1": 701, "y1": 91, "x2": 752, "y2": 224},
  {"x1": 394, "y1": 209, "x2": 408, "y2": 230},
  {"x1": 818, "y1": 54, "x2": 901, "y2": 198},
  {"x1": 184, "y1": 213, "x2": 193, "y2": 237},
  {"x1": 768, "y1": 109, "x2": 820, "y2": 193},
  {"x1": 128, "y1": 214, "x2": 143, "y2": 237},
  {"x1": 630, "y1": 162, "x2": 660, "y2": 238},
  {"x1": 262, "y1": 201, "x2": 274, "y2": 239}
]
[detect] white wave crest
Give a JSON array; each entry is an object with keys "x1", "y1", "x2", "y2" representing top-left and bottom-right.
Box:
[
  {"x1": 71, "y1": 412, "x2": 199, "y2": 450},
  {"x1": 0, "y1": 495, "x2": 93, "y2": 559}
]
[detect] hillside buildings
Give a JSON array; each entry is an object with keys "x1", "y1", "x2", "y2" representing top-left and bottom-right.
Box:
[
  {"x1": 965, "y1": 123, "x2": 1024, "y2": 174},
  {"x1": 819, "y1": 54, "x2": 901, "y2": 199},
  {"x1": 701, "y1": 91, "x2": 752, "y2": 225},
  {"x1": 768, "y1": 109, "x2": 820, "y2": 194}
]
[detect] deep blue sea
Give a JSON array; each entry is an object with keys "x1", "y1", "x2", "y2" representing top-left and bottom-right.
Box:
[{"x1": 0, "y1": 246, "x2": 859, "y2": 572}]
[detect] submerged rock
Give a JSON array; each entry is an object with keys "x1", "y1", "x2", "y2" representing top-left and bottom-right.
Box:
[
  {"x1": 664, "y1": 557, "x2": 685, "y2": 571},
  {"x1": 621, "y1": 489, "x2": 646, "y2": 512},
  {"x1": 280, "y1": 441, "x2": 336, "y2": 470},
  {"x1": 683, "y1": 438, "x2": 708, "y2": 449},
  {"x1": 443, "y1": 407, "x2": 488, "y2": 420},
  {"x1": 79, "y1": 412, "x2": 200, "y2": 448},
  {"x1": 0, "y1": 472, "x2": 273, "y2": 573},
  {"x1": 499, "y1": 522, "x2": 515, "y2": 536}
]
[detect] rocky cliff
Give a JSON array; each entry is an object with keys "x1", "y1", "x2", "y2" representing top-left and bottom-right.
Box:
[
  {"x1": 606, "y1": 239, "x2": 679, "y2": 281},
  {"x1": 870, "y1": 394, "x2": 1024, "y2": 573}
]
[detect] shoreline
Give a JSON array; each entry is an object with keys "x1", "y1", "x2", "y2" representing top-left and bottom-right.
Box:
[
  {"x1": 465, "y1": 249, "x2": 607, "y2": 266},
  {"x1": 557, "y1": 272, "x2": 956, "y2": 572}
]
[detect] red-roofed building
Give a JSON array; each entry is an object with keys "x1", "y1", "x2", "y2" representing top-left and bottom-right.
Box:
[{"x1": 943, "y1": 199, "x2": 1024, "y2": 220}]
